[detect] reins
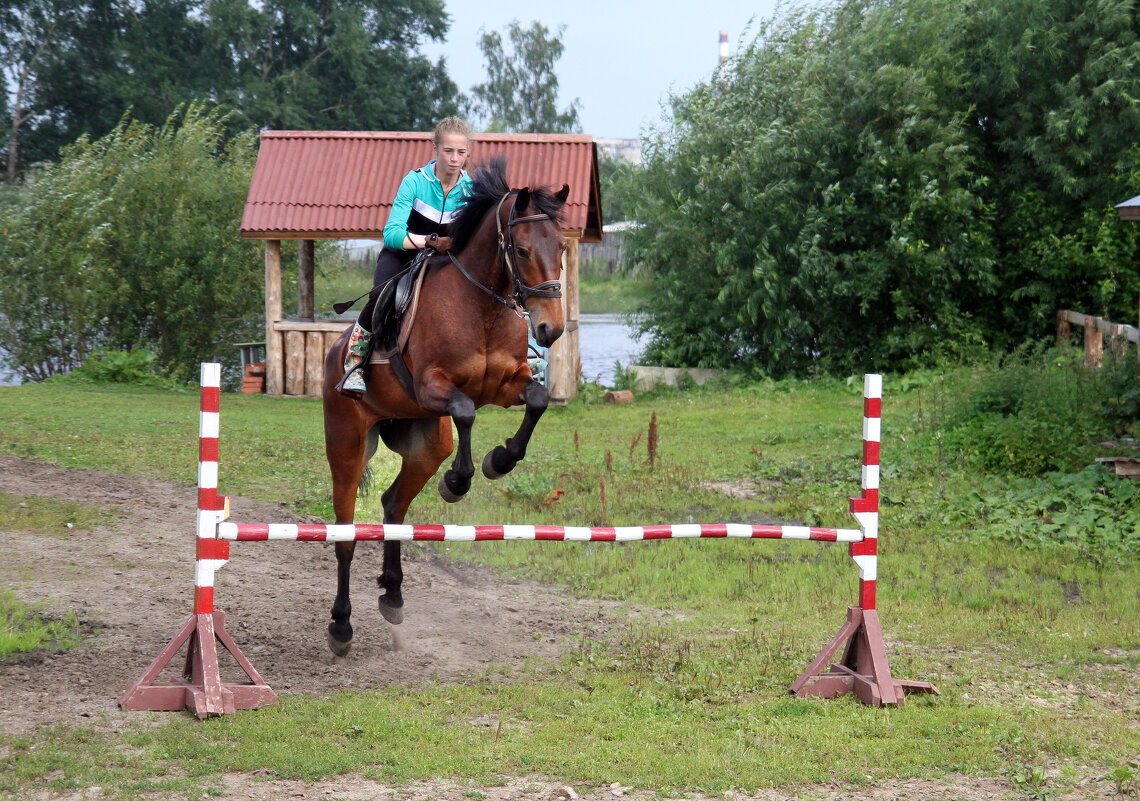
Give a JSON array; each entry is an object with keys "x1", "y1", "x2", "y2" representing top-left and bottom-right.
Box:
[{"x1": 445, "y1": 190, "x2": 562, "y2": 318}]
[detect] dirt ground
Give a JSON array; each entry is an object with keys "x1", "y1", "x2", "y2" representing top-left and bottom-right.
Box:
[
  {"x1": 0, "y1": 456, "x2": 1127, "y2": 801},
  {"x1": 0, "y1": 455, "x2": 608, "y2": 737}
]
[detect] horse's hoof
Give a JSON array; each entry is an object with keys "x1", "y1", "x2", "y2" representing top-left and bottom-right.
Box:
[
  {"x1": 482, "y1": 447, "x2": 512, "y2": 480},
  {"x1": 379, "y1": 595, "x2": 404, "y2": 625},
  {"x1": 327, "y1": 628, "x2": 352, "y2": 657},
  {"x1": 438, "y1": 474, "x2": 465, "y2": 503}
]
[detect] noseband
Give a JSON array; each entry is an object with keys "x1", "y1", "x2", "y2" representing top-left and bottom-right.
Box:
[{"x1": 446, "y1": 191, "x2": 563, "y2": 317}]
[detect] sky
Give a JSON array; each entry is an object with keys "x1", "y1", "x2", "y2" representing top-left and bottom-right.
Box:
[{"x1": 423, "y1": 0, "x2": 783, "y2": 141}]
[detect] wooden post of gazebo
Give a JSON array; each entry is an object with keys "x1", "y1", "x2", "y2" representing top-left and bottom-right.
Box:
[
  {"x1": 546, "y1": 235, "x2": 581, "y2": 400},
  {"x1": 264, "y1": 240, "x2": 284, "y2": 396}
]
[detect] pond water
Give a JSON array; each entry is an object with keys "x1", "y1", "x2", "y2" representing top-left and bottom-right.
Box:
[
  {"x1": 577, "y1": 313, "x2": 642, "y2": 387},
  {"x1": 0, "y1": 348, "x2": 18, "y2": 386}
]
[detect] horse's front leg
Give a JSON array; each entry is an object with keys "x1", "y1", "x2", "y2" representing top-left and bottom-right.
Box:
[
  {"x1": 439, "y1": 390, "x2": 477, "y2": 503},
  {"x1": 328, "y1": 541, "x2": 356, "y2": 655},
  {"x1": 483, "y1": 379, "x2": 549, "y2": 479}
]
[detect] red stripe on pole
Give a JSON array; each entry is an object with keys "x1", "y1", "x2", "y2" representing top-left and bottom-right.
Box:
[
  {"x1": 863, "y1": 397, "x2": 881, "y2": 418},
  {"x1": 193, "y1": 585, "x2": 214, "y2": 614},
  {"x1": 849, "y1": 495, "x2": 876, "y2": 514},
  {"x1": 590, "y1": 528, "x2": 616, "y2": 541},
  {"x1": 859, "y1": 579, "x2": 876, "y2": 610},
  {"x1": 863, "y1": 440, "x2": 880, "y2": 465},
  {"x1": 849, "y1": 539, "x2": 877, "y2": 557},
  {"x1": 414, "y1": 525, "x2": 447, "y2": 541},
  {"x1": 809, "y1": 528, "x2": 839, "y2": 541},
  {"x1": 474, "y1": 526, "x2": 505, "y2": 541},
  {"x1": 295, "y1": 525, "x2": 329, "y2": 541},
  {"x1": 534, "y1": 527, "x2": 567, "y2": 541},
  {"x1": 196, "y1": 538, "x2": 230, "y2": 560},
  {"x1": 642, "y1": 526, "x2": 674, "y2": 540},
  {"x1": 235, "y1": 524, "x2": 270, "y2": 540},
  {"x1": 201, "y1": 386, "x2": 220, "y2": 414},
  {"x1": 199, "y1": 437, "x2": 219, "y2": 463},
  {"x1": 703, "y1": 524, "x2": 728, "y2": 538},
  {"x1": 197, "y1": 487, "x2": 217, "y2": 511}
]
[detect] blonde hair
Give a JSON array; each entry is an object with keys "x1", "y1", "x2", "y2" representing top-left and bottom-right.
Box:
[{"x1": 433, "y1": 116, "x2": 471, "y2": 147}]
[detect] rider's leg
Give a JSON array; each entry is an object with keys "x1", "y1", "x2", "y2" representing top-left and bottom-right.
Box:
[{"x1": 338, "y1": 248, "x2": 415, "y2": 398}]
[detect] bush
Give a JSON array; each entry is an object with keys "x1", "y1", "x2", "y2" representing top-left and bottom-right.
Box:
[
  {"x1": 940, "y1": 348, "x2": 1140, "y2": 475},
  {"x1": 54, "y1": 348, "x2": 186, "y2": 390},
  {"x1": 0, "y1": 103, "x2": 262, "y2": 382}
]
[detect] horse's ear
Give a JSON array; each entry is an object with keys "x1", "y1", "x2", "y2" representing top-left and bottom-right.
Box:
[
  {"x1": 555, "y1": 184, "x2": 569, "y2": 204},
  {"x1": 515, "y1": 187, "x2": 531, "y2": 213}
]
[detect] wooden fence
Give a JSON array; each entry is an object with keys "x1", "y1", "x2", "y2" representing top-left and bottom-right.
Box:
[{"x1": 1056, "y1": 310, "x2": 1140, "y2": 367}]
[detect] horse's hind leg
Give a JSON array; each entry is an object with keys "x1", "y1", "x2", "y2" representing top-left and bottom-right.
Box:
[
  {"x1": 376, "y1": 418, "x2": 454, "y2": 624},
  {"x1": 323, "y1": 406, "x2": 376, "y2": 656},
  {"x1": 483, "y1": 379, "x2": 550, "y2": 479}
]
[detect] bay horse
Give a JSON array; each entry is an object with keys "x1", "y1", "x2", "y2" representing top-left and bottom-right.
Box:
[{"x1": 321, "y1": 160, "x2": 568, "y2": 656}]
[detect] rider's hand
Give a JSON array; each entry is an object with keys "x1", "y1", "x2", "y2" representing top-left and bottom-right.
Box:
[{"x1": 426, "y1": 235, "x2": 451, "y2": 252}]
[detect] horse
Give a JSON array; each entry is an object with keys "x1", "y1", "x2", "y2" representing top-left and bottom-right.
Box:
[{"x1": 321, "y1": 159, "x2": 568, "y2": 656}]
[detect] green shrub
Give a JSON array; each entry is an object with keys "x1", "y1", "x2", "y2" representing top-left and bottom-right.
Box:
[
  {"x1": 56, "y1": 348, "x2": 186, "y2": 390},
  {"x1": 940, "y1": 349, "x2": 1139, "y2": 476},
  {"x1": 0, "y1": 103, "x2": 262, "y2": 382}
]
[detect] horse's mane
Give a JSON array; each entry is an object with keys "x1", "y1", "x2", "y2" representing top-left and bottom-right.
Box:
[{"x1": 449, "y1": 157, "x2": 566, "y2": 253}]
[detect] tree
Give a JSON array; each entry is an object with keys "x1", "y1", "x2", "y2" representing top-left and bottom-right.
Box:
[
  {"x1": 0, "y1": 0, "x2": 77, "y2": 180},
  {"x1": 628, "y1": 1, "x2": 991, "y2": 376},
  {"x1": 8, "y1": 0, "x2": 459, "y2": 175},
  {"x1": 468, "y1": 20, "x2": 580, "y2": 133},
  {"x1": 208, "y1": 0, "x2": 458, "y2": 131}
]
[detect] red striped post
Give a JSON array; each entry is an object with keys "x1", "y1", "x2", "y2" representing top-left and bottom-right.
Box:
[
  {"x1": 120, "y1": 363, "x2": 277, "y2": 718},
  {"x1": 194, "y1": 362, "x2": 229, "y2": 615},
  {"x1": 849, "y1": 373, "x2": 881, "y2": 610}
]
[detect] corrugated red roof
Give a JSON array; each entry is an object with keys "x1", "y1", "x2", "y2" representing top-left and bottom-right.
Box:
[{"x1": 241, "y1": 131, "x2": 602, "y2": 242}]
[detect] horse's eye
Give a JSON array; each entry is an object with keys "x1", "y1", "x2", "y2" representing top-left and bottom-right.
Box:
[{"x1": 516, "y1": 247, "x2": 529, "y2": 259}]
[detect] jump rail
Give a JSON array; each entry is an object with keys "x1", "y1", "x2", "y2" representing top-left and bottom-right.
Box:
[{"x1": 120, "y1": 364, "x2": 938, "y2": 718}]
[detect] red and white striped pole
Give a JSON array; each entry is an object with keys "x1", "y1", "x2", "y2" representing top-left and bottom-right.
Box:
[
  {"x1": 849, "y1": 373, "x2": 881, "y2": 610},
  {"x1": 194, "y1": 363, "x2": 230, "y2": 615}
]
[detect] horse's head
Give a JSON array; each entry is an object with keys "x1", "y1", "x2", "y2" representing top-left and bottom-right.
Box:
[{"x1": 505, "y1": 185, "x2": 569, "y2": 347}]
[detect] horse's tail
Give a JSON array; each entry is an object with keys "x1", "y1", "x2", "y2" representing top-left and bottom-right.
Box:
[
  {"x1": 357, "y1": 422, "x2": 381, "y2": 500},
  {"x1": 358, "y1": 463, "x2": 374, "y2": 500}
]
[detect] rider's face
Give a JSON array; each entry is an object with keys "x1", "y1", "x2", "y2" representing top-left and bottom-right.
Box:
[{"x1": 435, "y1": 134, "x2": 469, "y2": 175}]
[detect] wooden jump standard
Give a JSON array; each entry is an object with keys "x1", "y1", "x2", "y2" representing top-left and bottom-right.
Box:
[{"x1": 120, "y1": 364, "x2": 938, "y2": 717}]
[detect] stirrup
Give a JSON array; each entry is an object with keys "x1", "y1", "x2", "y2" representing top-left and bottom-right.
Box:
[{"x1": 335, "y1": 366, "x2": 366, "y2": 399}]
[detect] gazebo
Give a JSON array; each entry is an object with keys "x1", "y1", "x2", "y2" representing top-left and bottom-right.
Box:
[{"x1": 240, "y1": 130, "x2": 603, "y2": 399}]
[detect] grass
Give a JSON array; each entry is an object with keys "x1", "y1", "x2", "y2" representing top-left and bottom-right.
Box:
[
  {"x1": 578, "y1": 275, "x2": 651, "y2": 315},
  {"x1": 0, "y1": 591, "x2": 82, "y2": 659},
  {"x1": 0, "y1": 491, "x2": 117, "y2": 537},
  {"x1": 1, "y1": 372, "x2": 1138, "y2": 798}
]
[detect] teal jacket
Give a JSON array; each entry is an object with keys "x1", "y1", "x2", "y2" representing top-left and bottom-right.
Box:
[{"x1": 383, "y1": 161, "x2": 472, "y2": 250}]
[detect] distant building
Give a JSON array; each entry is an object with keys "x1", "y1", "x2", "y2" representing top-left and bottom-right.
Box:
[{"x1": 595, "y1": 137, "x2": 642, "y2": 166}]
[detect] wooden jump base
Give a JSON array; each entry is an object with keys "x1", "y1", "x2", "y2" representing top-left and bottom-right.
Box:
[{"x1": 120, "y1": 364, "x2": 938, "y2": 718}]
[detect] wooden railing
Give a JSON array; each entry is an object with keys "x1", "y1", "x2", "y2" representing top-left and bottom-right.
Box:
[{"x1": 1056, "y1": 310, "x2": 1139, "y2": 367}]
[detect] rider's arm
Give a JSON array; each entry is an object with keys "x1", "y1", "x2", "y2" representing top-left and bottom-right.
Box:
[{"x1": 383, "y1": 174, "x2": 423, "y2": 251}]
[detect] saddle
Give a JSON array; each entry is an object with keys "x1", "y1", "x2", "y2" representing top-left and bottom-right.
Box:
[{"x1": 369, "y1": 249, "x2": 432, "y2": 363}]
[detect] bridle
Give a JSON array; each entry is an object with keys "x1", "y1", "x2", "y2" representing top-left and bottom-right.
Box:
[{"x1": 445, "y1": 190, "x2": 563, "y2": 318}]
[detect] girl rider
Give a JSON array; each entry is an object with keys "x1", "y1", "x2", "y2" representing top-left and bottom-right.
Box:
[{"x1": 338, "y1": 117, "x2": 473, "y2": 398}]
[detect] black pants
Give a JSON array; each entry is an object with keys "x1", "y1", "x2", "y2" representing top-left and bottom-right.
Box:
[{"x1": 358, "y1": 248, "x2": 415, "y2": 331}]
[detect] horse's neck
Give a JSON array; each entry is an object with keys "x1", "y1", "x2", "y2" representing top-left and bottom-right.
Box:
[{"x1": 451, "y1": 210, "x2": 510, "y2": 298}]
